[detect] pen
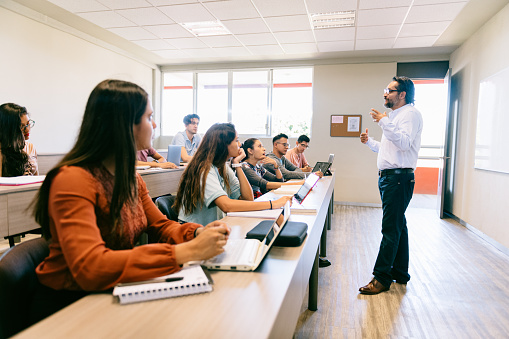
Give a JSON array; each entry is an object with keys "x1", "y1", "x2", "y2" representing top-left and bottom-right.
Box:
[{"x1": 116, "y1": 276, "x2": 183, "y2": 287}]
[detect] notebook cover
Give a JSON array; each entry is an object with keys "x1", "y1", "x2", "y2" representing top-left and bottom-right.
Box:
[{"x1": 246, "y1": 220, "x2": 308, "y2": 247}]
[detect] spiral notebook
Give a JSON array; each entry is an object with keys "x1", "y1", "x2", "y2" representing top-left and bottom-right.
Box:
[{"x1": 113, "y1": 265, "x2": 213, "y2": 304}]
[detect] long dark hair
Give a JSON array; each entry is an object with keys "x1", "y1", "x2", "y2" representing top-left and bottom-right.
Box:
[
  {"x1": 0, "y1": 103, "x2": 30, "y2": 177},
  {"x1": 33, "y1": 79, "x2": 148, "y2": 239},
  {"x1": 174, "y1": 123, "x2": 237, "y2": 215},
  {"x1": 241, "y1": 138, "x2": 258, "y2": 162}
]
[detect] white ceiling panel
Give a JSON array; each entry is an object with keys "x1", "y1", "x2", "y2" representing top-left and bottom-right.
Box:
[
  {"x1": 406, "y1": 3, "x2": 468, "y2": 23},
  {"x1": 358, "y1": 0, "x2": 412, "y2": 10},
  {"x1": 313, "y1": 27, "x2": 356, "y2": 42},
  {"x1": 356, "y1": 25, "x2": 400, "y2": 40},
  {"x1": 399, "y1": 21, "x2": 451, "y2": 37},
  {"x1": 264, "y1": 15, "x2": 312, "y2": 32},
  {"x1": 47, "y1": 0, "x2": 109, "y2": 13},
  {"x1": 222, "y1": 18, "x2": 270, "y2": 35},
  {"x1": 252, "y1": 0, "x2": 307, "y2": 17},
  {"x1": 144, "y1": 24, "x2": 194, "y2": 38},
  {"x1": 213, "y1": 46, "x2": 251, "y2": 56},
  {"x1": 199, "y1": 35, "x2": 243, "y2": 48},
  {"x1": 147, "y1": 0, "x2": 199, "y2": 5},
  {"x1": 247, "y1": 45, "x2": 285, "y2": 55},
  {"x1": 152, "y1": 49, "x2": 190, "y2": 58},
  {"x1": 204, "y1": 0, "x2": 260, "y2": 20},
  {"x1": 393, "y1": 35, "x2": 438, "y2": 48},
  {"x1": 274, "y1": 30, "x2": 315, "y2": 44},
  {"x1": 96, "y1": 0, "x2": 152, "y2": 10},
  {"x1": 165, "y1": 37, "x2": 208, "y2": 49},
  {"x1": 158, "y1": 3, "x2": 215, "y2": 23},
  {"x1": 235, "y1": 33, "x2": 278, "y2": 46},
  {"x1": 412, "y1": 0, "x2": 468, "y2": 4},
  {"x1": 306, "y1": 0, "x2": 358, "y2": 13},
  {"x1": 184, "y1": 48, "x2": 219, "y2": 58},
  {"x1": 355, "y1": 38, "x2": 394, "y2": 50},
  {"x1": 117, "y1": 7, "x2": 174, "y2": 26},
  {"x1": 317, "y1": 40, "x2": 355, "y2": 52},
  {"x1": 107, "y1": 26, "x2": 156, "y2": 40},
  {"x1": 132, "y1": 39, "x2": 176, "y2": 50},
  {"x1": 78, "y1": 11, "x2": 135, "y2": 28},
  {"x1": 357, "y1": 7, "x2": 410, "y2": 26},
  {"x1": 282, "y1": 42, "x2": 318, "y2": 54}
]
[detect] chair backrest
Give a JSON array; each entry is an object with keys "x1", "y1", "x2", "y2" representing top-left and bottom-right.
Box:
[
  {"x1": 0, "y1": 238, "x2": 49, "y2": 339},
  {"x1": 155, "y1": 195, "x2": 179, "y2": 222}
]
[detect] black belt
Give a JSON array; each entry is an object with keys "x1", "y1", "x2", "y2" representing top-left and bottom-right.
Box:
[{"x1": 378, "y1": 168, "x2": 413, "y2": 177}]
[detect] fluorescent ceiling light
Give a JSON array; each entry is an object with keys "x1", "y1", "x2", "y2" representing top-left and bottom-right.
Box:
[
  {"x1": 310, "y1": 11, "x2": 356, "y2": 29},
  {"x1": 179, "y1": 21, "x2": 231, "y2": 37}
]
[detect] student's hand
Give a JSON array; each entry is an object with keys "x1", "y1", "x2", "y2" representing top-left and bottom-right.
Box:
[
  {"x1": 302, "y1": 165, "x2": 312, "y2": 172},
  {"x1": 155, "y1": 162, "x2": 178, "y2": 169},
  {"x1": 192, "y1": 223, "x2": 230, "y2": 260},
  {"x1": 360, "y1": 128, "x2": 369, "y2": 144},
  {"x1": 370, "y1": 108, "x2": 387, "y2": 123},
  {"x1": 314, "y1": 171, "x2": 323, "y2": 178},
  {"x1": 260, "y1": 156, "x2": 278, "y2": 168},
  {"x1": 272, "y1": 196, "x2": 293, "y2": 209},
  {"x1": 196, "y1": 221, "x2": 231, "y2": 238},
  {"x1": 232, "y1": 148, "x2": 246, "y2": 165}
]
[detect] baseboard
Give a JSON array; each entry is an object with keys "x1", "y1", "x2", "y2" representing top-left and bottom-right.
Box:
[{"x1": 334, "y1": 201, "x2": 382, "y2": 208}]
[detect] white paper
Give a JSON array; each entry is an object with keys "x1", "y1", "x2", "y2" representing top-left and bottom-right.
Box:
[
  {"x1": 347, "y1": 117, "x2": 360, "y2": 132},
  {"x1": 332, "y1": 116, "x2": 343, "y2": 124}
]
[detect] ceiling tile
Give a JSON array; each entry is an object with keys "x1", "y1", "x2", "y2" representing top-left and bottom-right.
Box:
[
  {"x1": 213, "y1": 46, "x2": 251, "y2": 57},
  {"x1": 144, "y1": 24, "x2": 194, "y2": 38},
  {"x1": 147, "y1": 0, "x2": 199, "y2": 5},
  {"x1": 96, "y1": 0, "x2": 152, "y2": 10},
  {"x1": 317, "y1": 40, "x2": 355, "y2": 52},
  {"x1": 281, "y1": 42, "x2": 318, "y2": 54},
  {"x1": 47, "y1": 0, "x2": 109, "y2": 13},
  {"x1": 358, "y1": 0, "x2": 412, "y2": 10},
  {"x1": 222, "y1": 18, "x2": 270, "y2": 35},
  {"x1": 306, "y1": 0, "x2": 358, "y2": 13},
  {"x1": 78, "y1": 11, "x2": 135, "y2": 28},
  {"x1": 265, "y1": 15, "x2": 311, "y2": 32},
  {"x1": 399, "y1": 21, "x2": 451, "y2": 37},
  {"x1": 412, "y1": 0, "x2": 468, "y2": 5},
  {"x1": 357, "y1": 7, "x2": 409, "y2": 26},
  {"x1": 355, "y1": 38, "x2": 394, "y2": 50},
  {"x1": 356, "y1": 25, "x2": 400, "y2": 40},
  {"x1": 252, "y1": 0, "x2": 307, "y2": 17},
  {"x1": 204, "y1": 0, "x2": 260, "y2": 20},
  {"x1": 132, "y1": 39, "x2": 176, "y2": 50},
  {"x1": 117, "y1": 7, "x2": 174, "y2": 26},
  {"x1": 158, "y1": 3, "x2": 216, "y2": 23},
  {"x1": 164, "y1": 37, "x2": 208, "y2": 49},
  {"x1": 152, "y1": 49, "x2": 190, "y2": 58},
  {"x1": 406, "y1": 3, "x2": 468, "y2": 23},
  {"x1": 393, "y1": 35, "x2": 438, "y2": 48},
  {"x1": 199, "y1": 35, "x2": 243, "y2": 48},
  {"x1": 247, "y1": 45, "x2": 285, "y2": 55},
  {"x1": 235, "y1": 33, "x2": 278, "y2": 46},
  {"x1": 314, "y1": 27, "x2": 355, "y2": 42},
  {"x1": 184, "y1": 48, "x2": 219, "y2": 58},
  {"x1": 274, "y1": 30, "x2": 315, "y2": 44},
  {"x1": 108, "y1": 26, "x2": 157, "y2": 40}
]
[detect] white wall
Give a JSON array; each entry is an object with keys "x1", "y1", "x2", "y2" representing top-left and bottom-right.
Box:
[
  {"x1": 0, "y1": 6, "x2": 154, "y2": 153},
  {"x1": 449, "y1": 3, "x2": 509, "y2": 248}
]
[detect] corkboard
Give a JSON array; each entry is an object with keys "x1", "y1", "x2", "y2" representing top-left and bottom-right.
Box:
[{"x1": 330, "y1": 115, "x2": 362, "y2": 137}]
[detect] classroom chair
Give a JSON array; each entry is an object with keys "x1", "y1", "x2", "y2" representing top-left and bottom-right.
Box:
[{"x1": 155, "y1": 195, "x2": 179, "y2": 222}]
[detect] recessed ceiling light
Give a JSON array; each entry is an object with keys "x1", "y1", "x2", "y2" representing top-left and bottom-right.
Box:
[
  {"x1": 310, "y1": 11, "x2": 356, "y2": 29},
  {"x1": 179, "y1": 21, "x2": 231, "y2": 37}
]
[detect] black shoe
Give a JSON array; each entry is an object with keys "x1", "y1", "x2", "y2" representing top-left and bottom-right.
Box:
[{"x1": 319, "y1": 258, "x2": 331, "y2": 268}]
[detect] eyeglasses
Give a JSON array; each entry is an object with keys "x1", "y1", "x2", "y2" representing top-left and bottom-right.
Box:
[
  {"x1": 21, "y1": 119, "x2": 35, "y2": 131},
  {"x1": 299, "y1": 143, "x2": 309, "y2": 148},
  {"x1": 384, "y1": 88, "x2": 398, "y2": 95},
  {"x1": 277, "y1": 142, "x2": 290, "y2": 147}
]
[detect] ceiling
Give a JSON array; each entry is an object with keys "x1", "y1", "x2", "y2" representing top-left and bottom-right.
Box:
[{"x1": 10, "y1": 0, "x2": 509, "y2": 66}]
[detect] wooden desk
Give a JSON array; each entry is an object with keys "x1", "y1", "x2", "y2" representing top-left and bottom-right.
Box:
[
  {"x1": 14, "y1": 173, "x2": 335, "y2": 339},
  {"x1": 0, "y1": 167, "x2": 185, "y2": 240}
]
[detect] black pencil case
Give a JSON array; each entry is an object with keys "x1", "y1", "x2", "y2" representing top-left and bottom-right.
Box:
[{"x1": 246, "y1": 220, "x2": 308, "y2": 247}]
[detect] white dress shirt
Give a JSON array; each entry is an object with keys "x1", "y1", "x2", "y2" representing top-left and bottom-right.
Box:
[{"x1": 366, "y1": 104, "x2": 423, "y2": 170}]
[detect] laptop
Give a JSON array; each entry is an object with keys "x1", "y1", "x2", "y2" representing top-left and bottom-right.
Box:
[
  {"x1": 167, "y1": 145, "x2": 182, "y2": 166},
  {"x1": 294, "y1": 173, "x2": 320, "y2": 204},
  {"x1": 203, "y1": 201, "x2": 290, "y2": 271},
  {"x1": 312, "y1": 153, "x2": 334, "y2": 175}
]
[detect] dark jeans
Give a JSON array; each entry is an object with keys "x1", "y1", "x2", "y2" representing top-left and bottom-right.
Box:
[{"x1": 373, "y1": 172, "x2": 415, "y2": 288}]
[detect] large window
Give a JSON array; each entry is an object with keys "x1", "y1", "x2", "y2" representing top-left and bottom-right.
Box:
[{"x1": 161, "y1": 68, "x2": 313, "y2": 137}]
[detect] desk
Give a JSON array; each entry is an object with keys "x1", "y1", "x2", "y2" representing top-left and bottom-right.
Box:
[
  {"x1": 0, "y1": 168, "x2": 185, "y2": 240},
  {"x1": 14, "y1": 173, "x2": 335, "y2": 339}
]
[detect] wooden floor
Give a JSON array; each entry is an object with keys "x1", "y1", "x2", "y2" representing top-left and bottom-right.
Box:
[{"x1": 294, "y1": 204, "x2": 509, "y2": 338}]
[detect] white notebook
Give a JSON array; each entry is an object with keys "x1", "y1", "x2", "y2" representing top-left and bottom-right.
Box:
[{"x1": 113, "y1": 265, "x2": 213, "y2": 305}]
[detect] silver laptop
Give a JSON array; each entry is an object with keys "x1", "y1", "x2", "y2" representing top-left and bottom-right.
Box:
[
  {"x1": 203, "y1": 201, "x2": 290, "y2": 271},
  {"x1": 167, "y1": 145, "x2": 182, "y2": 166},
  {"x1": 312, "y1": 153, "x2": 334, "y2": 174}
]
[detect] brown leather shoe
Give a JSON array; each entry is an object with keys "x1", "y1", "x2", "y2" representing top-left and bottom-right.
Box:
[{"x1": 359, "y1": 278, "x2": 390, "y2": 295}]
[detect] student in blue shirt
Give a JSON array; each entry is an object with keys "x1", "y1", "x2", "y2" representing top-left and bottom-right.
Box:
[{"x1": 171, "y1": 114, "x2": 202, "y2": 163}]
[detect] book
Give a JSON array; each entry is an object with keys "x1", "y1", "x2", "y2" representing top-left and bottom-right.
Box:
[
  {"x1": 0, "y1": 175, "x2": 45, "y2": 186},
  {"x1": 272, "y1": 185, "x2": 301, "y2": 195},
  {"x1": 290, "y1": 204, "x2": 317, "y2": 215},
  {"x1": 113, "y1": 265, "x2": 213, "y2": 305}
]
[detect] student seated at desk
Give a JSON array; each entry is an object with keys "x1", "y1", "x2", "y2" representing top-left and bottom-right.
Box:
[
  {"x1": 241, "y1": 138, "x2": 304, "y2": 198},
  {"x1": 137, "y1": 147, "x2": 178, "y2": 169},
  {"x1": 31, "y1": 80, "x2": 229, "y2": 322},
  {"x1": 0, "y1": 103, "x2": 38, "y2": 176},
  {"x1": 174, "y1": 123, "x2": 292, "y2": 225},
  {"x1": 171, "y1": 113, "x2": 202, "y2": 163}
]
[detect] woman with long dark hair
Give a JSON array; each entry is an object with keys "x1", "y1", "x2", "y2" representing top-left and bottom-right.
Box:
[
  {"x1": 241, "y1": 138, "x2": 304, "y2": 198},
  {"x1": 0, "y1": 103, "x2": 37, "y2": 176},
  {"x1": 174, "y1": 123, "x2": 292, "y2": 225},
  {"x1": 31, "y1": 80, "x2": 228, "y2": 320}
]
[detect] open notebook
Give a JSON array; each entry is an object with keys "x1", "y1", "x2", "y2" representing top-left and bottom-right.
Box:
[{"x1": 203, "y1": 201, "x2": 290, "y2": 271}]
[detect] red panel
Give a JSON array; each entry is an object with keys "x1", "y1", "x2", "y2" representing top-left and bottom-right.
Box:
[
  {"x1": 413, "y1": 79, "x2": 444, "y2": 85},
  {"x1": 273, "y1": 83, "x2": 312, "y2": 88},
  {"x1": 414, "y1": 167, "x2": 439, "y2": 195},
  {"x1": 164, "y1": 86, "x2": 193, "y2": 90}
]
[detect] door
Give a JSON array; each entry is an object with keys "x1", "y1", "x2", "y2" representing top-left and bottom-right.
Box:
[{"x1": 437, "y1": 69, "x2": 452, "y2": 218}]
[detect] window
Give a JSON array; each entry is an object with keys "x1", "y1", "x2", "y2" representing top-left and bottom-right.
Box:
[{"x1": 161, "y1": 68, "x2": 313, "y2": 137}]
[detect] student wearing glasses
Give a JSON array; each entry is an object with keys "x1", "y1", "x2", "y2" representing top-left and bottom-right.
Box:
[
  {"x1": 286, "y1": 134, "x2": 312, "y2": 172},
  {"x1": 0, "y1": 103, "x2": 38, "y2": 176},
  {"x1": 174, "y1": 124, "x2": 292, "y2": 226},
  {"x1": 32, "y1": 80, "x2": 229, "y2": 322}
]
